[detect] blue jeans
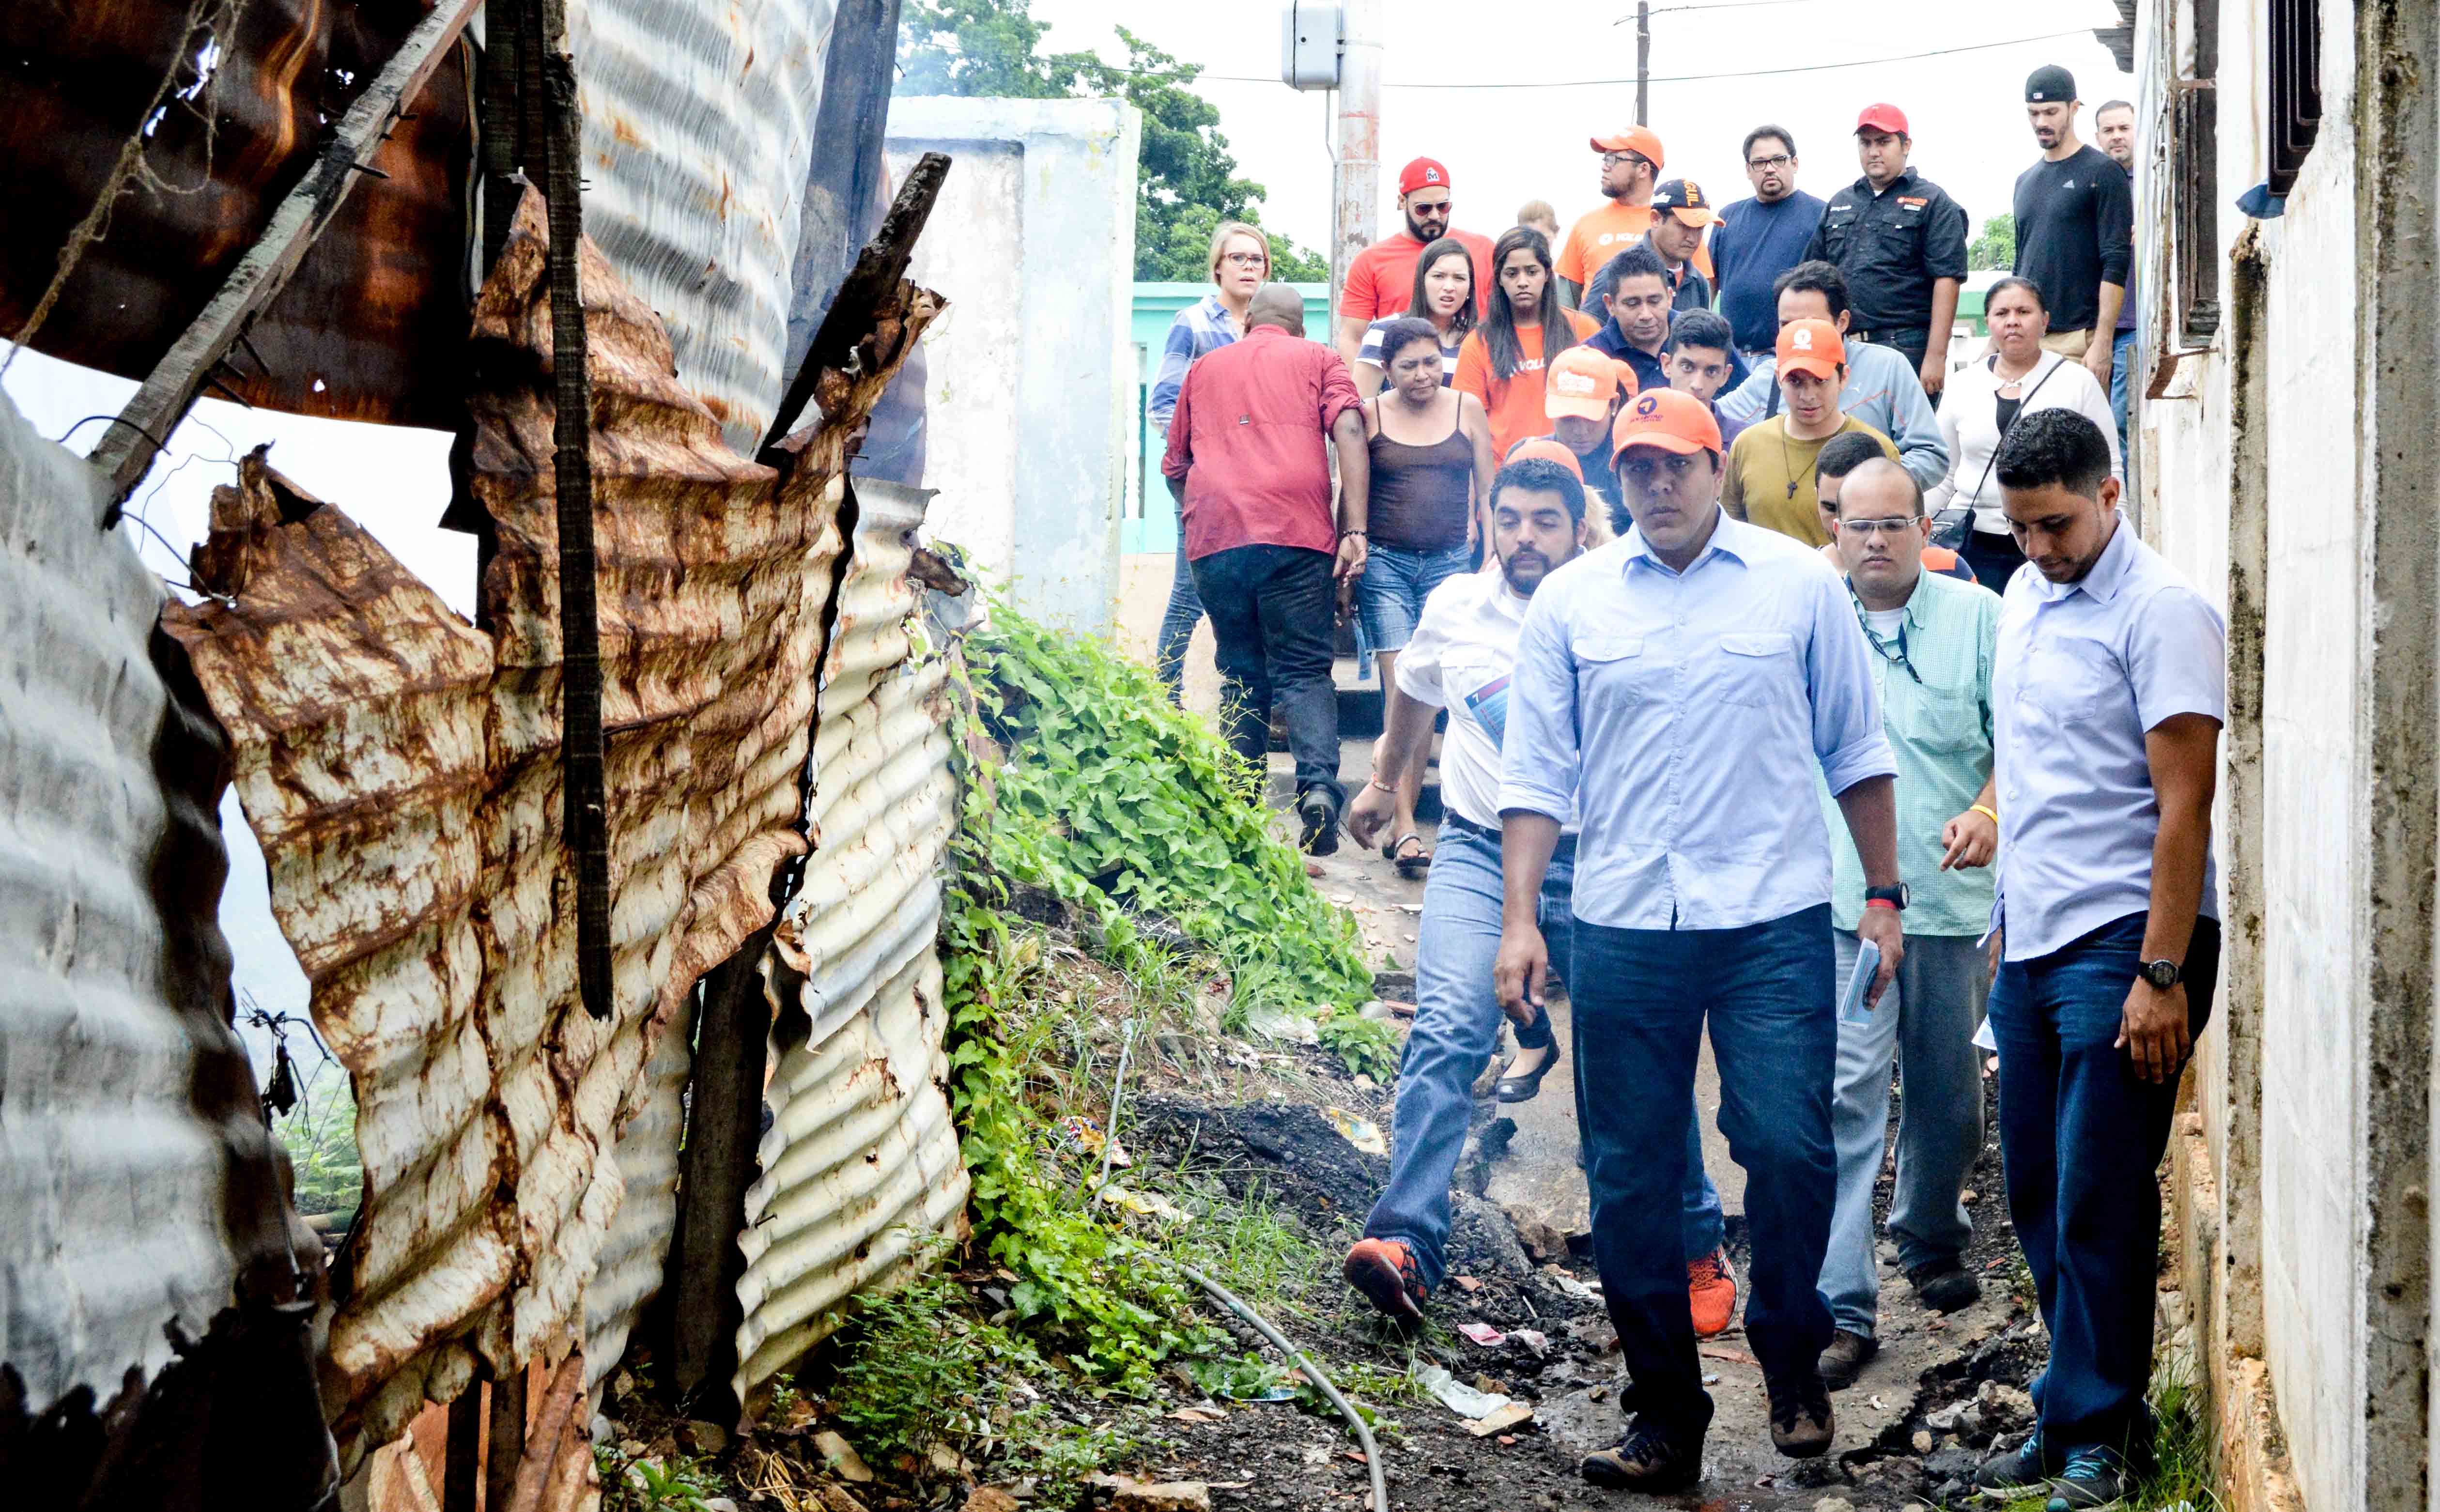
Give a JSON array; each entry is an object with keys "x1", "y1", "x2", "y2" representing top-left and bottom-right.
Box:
[
  {"x1": 1155, "y1": 505, "x2": 1204, "y2": 702},
  {"x1": 1573, "y1": 906, "x2": 1838, "y2": 1436},
  {"x1": 2109, "y1": 327, "x2": 2136, "y2": 451},
  {"x1": 1186, "y1": 544, "x2": 1343, "y2": 807},
  {"x1": 1362, "y1": 823, "x2": 1723, "y2": 1291},
  {"x1": 1990, "y1": 910, "x2": 2221, "y2": 1456},
  {"x1": 1353, "y1": 542, "x2": 1471, "y2": 653},
  {"x1": 1822, "y1": 930, "x2": 1989, "y2": 1338}
]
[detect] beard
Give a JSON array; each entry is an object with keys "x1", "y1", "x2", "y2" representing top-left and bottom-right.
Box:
[{"x1": 1406, "y1": 211, "x2": 1446, "y2": 243}]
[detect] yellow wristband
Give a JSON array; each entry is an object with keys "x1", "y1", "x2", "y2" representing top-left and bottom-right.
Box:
[{"x1": 1971, "y1": 804, "x2": 2000, "y2": 825}]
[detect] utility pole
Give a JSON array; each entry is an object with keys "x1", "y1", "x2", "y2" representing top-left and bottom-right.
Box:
[
  {"x1": 1635, "y1": 0, "x2": 1650, "y2": 124},
  {"x1": 1331, "y1": 0, "x2": 1383, "y2": 324}
]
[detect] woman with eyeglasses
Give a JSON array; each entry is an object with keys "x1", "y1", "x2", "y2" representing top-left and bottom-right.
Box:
[
  {"x1": 1353, "y1": 237, "x2": 1476, "y2": 399},
  {"x1": 1926, "y1": 276, "x2": 2121, "y2": 588},
  {"x1": 1146, "y1": 221, "x2": 1275, "y2": 699}
]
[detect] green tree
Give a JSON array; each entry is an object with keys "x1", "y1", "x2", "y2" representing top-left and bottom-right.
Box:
[
  {"x1": 1968, "y1": 213, "x2": 2016, "y2": 272},
  {"x1": 897, "y1": 2, "x2": 1330, "y2": 281}
]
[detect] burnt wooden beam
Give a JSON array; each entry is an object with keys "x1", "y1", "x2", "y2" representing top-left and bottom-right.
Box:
[
  {"x1": 757, "y1": 150, "x2": 951, "y2": 463},
  {"x1": 781, "y1": 0, "x2": 907, "y2": 380},
  {"x1": 89, "y1": 0, "x2": 486, "y2": 516}
]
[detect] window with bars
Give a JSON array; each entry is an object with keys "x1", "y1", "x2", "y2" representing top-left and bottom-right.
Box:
[
  {"x1": 2173, "y1": 82, "x2": 2219, "y2": 341},
  {"x1": 2268, "y1": 0, "x2": 2322, "y2": 195}
]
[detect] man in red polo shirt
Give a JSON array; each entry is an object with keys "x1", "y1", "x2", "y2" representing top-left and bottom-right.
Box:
[
  {"x1": 1165, "y1": 285, "x2": 1372, "y2": 853},
  {"x1": 1334, "y1": 157, "x2": 1498, "y2": 368}
]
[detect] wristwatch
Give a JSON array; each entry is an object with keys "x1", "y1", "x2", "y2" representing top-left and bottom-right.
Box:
[
  {"x1": 1864, "y1": 883, "x2": 1910, "y2": 910},
  {"x1": 2139, "y1": 958, "x2": 2183, "y2": 990}
]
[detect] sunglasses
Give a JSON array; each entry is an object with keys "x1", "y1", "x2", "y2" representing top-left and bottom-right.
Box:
[{"x1": 1409, "y1": 201, "x2": 1452, "y2": 218}]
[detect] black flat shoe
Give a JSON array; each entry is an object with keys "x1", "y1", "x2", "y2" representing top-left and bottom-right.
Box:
[{"x1": 1496, "y1": 1044, "x2": 1558, "y2": 1102}]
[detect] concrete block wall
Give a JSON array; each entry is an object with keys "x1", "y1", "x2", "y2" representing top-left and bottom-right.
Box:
[
  {"x1": 2138, "y1": 4, "x2": 2439, "y2": 1510},
  {"x1": 885, "y1": 95, "x2": 1142, "y2": 636}
]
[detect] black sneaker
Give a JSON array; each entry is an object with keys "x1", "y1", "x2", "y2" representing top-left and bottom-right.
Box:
[
  {"x1": 1818, "y1": 1327, "x2": 1877, "y2": 1390},
  {"x1": 2043, "y1": 1446, "x2": 2135, "y2": 1510},
  {"x1": 1974, "y1": 1428, "x2": 2060, "y2": 1495},
  {"x1": 1764, "y1": 1369, "x2": 1834, "y2": 1457},
  {"x1": 1909, "y1": 1258, "x2": 1982, "y2": 1313},
  {"x1": 1298, "y1": 791, "x2": 1340, "y2": 855},
  {"x1": 1581, "y1": 1414, "x2": 1703, "y2": 1492}
]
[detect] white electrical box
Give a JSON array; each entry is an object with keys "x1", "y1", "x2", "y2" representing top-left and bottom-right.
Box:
[{"x1": 1281, "y1": 3, "x2": 1342, "y2": 90}]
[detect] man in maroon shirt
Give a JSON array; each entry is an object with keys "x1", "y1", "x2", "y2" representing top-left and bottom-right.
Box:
[{"x1": 1165, "y1": 285, "x2": 1372, "y2": 852}]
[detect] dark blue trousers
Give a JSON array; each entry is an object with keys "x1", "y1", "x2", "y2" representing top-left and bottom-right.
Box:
[
  {"x1": 1988, "y1": 910, "x2": 2222, "y2": 1457},
  {"x1": 1571, "y1": 905, "x2": 1838, "y2": 1438}
]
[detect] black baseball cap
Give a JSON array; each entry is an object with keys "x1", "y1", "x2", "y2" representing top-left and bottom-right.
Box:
[
  {"x1": 1650, "y1": 178, "x2": 1714, "y2": 226},
  {"x1": 2025, "y1": 65, "x2": 2077, "y2": 102}
]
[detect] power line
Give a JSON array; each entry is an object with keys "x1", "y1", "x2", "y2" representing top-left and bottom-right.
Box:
[{"x1": 1169, "y1": 28, "x2": 2094, "y2": 90}]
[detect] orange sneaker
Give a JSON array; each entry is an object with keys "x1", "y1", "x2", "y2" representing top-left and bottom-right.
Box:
[
  {"x1": 1343, "y1": 1237, "x2": 1428, "y2": 1322},
  {"x1": 1688, "y1": 1247, "x2": 1738, "y2": 1338}
]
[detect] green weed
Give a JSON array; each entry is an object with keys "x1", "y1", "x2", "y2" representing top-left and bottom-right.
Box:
[
  {"x1": 275, "y1": 1074, "x2": 362, "y2": 1219},
  {"x1": 596, "y1": 1447, "x2": 727, "y2": 1512}
]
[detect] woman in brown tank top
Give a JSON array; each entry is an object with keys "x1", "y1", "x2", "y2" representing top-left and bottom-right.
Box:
[{"x1": 1352, "y1": 318, "x2": 1498, "y2": 873}]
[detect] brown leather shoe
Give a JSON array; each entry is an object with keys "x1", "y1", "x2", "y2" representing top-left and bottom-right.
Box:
[
  {"x1": 1581, "y1": 1415, "x2": 1704, "y2": 1491},
  {"x1": 1818, "y1": 1327, "x2": 1878, "y2": 1390},
  {"x1": 1766, "y1": 1370, "x2": 1835, "y2": 1457}
]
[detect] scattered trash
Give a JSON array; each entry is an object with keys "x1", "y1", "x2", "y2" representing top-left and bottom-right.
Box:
[
  {"x1": 1869, "y1": 1394, "x2": 1885, "y2": 1411},
  {"x1": 1169, "y1": 1406, "x2": 1229, "y2": 1424},
  {"x1": 1467, "y1": 1402, "x2": 1535, "y2": 1436},
  {"x1": 1242, "y1": 1003, "x2": 1321, "y2": 1045},
  {"x1": 1702, "y1": 1370, "x2": 1720, "y2": 1383},
  {"x1": 1699, "y1": 1345, "x2": 1756, "y2": 1366},
  {"x1": 1323, "y1": 1106, "x2": 1389, "y2": 1156},
  {"x1": 1417, "y1": 1364, "x2": 1511, "y2": 1419},
  {"x1": 1055, "y1": 1114, "x2": 1132, "y2": 1169},
  {"x1": 1395, "y1": 902, "x2": 1422, "y2": 914},
  {"x1": 1097, "y1": 1186, "x2": 1190, "y2": 1223},
  {"x1": 1513, "y1": 1327, "x2": 1549, "y2": 1356},
  {"x1": 1457, "y1": 1321, "x2": 1506, "y2": 1348},
  {"x1": 1332, "y1": 893, "x2": 1357, "y2": 905},
  {"x1": 1551, "y1": 1274, "x2": 1603, "y2": 1301},
  {"x1": 813, "y1": 1430, "x2": 875, "y2": 1483},
  {"x1": 1452, "y1": 1275, "x2": 1483, "y2": 1292}
]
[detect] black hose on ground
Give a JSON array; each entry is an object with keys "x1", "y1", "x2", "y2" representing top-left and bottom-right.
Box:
[{"x1": 1174, "y1": 1263, "x2": 1390, "y2": 1512}]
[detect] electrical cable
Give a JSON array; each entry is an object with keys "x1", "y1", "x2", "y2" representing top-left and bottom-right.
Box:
[
  {"x1": 1177, "y1": 1263, "x2": 1390, "y2": 1512},
  {"x1": 1148, "y1": 28, "x2": 2096, "y2": 89}
]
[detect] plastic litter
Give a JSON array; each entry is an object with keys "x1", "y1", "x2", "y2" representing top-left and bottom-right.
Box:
[
  {"x1": 1457, "y1": 1321, "x2": 1506, "y2": 1347},
  {"x1": 1324, "y1": 1106, "x2": 1389, "y2": 1156},
  {"x1": 1416, "y1": 1365, "x2": 1510, "y2": 1419}
]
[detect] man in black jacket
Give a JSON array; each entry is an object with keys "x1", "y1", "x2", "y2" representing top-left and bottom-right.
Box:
[
  {"x1": 2012, "y1": 65, "x2": 2134, "y2": 395},
  {"x1": 1802, "y1": 103, "x2": 1968, "y2": 401}
]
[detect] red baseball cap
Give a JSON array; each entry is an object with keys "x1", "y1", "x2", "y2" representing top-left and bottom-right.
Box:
[
  {"x1": 1610, "y1": 387, "x2": 1721, "y2": 457},
  {"x1": 1589, "y1": 125, "x2": 1665, "y2": 170},
  {"x1": 1854, "y1": 103, "x2": 1910, "y2": 136},
  {"x1": 1504, "y1": 437, "x2": 1587, "y2": 482},
  {"x1": 1399, "y1": 157, "x2": 1452, "y2": 197}
]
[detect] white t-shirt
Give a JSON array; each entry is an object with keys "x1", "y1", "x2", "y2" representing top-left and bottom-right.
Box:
[
  {"x1": 1396, "y1": 568, "x2": 1575, "y2": 832},
  {"x1": 1864, "y1": 606, "x2": 1905, "y2": 638}
]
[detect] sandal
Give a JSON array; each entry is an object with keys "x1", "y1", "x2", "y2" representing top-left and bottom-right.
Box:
[{"x1": 1384, "y1": 831, "x2": 1431, "y2": 878}]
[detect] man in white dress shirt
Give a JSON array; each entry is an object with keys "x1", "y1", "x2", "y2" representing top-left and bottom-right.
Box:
[
  {"x1": 1969, "y1": 409, "x2": 2226, "y2": 1511},
  {"x1": 1493, "y1": 387, "x2": 1908, "y2": 1490}
]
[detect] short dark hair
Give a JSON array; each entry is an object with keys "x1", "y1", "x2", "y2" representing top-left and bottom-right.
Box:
[
  {"x1": 1665, "y1": 309, "x2": 1734, "y2": 356},
  {"x1": 1490, "y1": 457, "x2": 1587, "y2": 524},
  {"x1": 1814, "y1": 430, "x2": 1888, "y2": 484},
  {"x1": 1994, "y1": 408, "x2": 2115, "y2": 499},
  {"x1": 1741, "y1": 124, "x2": 1796, "y2": 162},
  {"x1": 1605, "y1": 244, "x2": 1670, "y2": 298},
  {"x1": 1374, "y1": 316, "x2": 1444, "y2": 369},
  {"x1": 1772, "y1": 260, "x2": 1849, "y2": 321},
  {"x1": 1985, "y1": 275, "x2": 2048, "y2": 312},
  {"x1": 2096, "y1": 98, "x2": 2135, "y2": 118}
]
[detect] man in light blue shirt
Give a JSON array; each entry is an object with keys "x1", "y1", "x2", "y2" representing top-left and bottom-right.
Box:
[
  {"x1": 1492, "y1": 387, "x2": 1907, "y2": 1491},
  {"x1": 1968, "y1": 411, "x2": 2224, "y2": 1512},
  {"x1": 1715, "y1": 262, "x2": 1948, "y2": 493},
  {"x1": 1808, "y1": 460, "x2": 2003, "y2": 1395}
]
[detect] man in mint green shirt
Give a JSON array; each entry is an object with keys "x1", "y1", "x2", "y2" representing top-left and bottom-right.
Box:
[{"x1": 1810, "y1": 458, "x2": 2001, "y2": 1390}]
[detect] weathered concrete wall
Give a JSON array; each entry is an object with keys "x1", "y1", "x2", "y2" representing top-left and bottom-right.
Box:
[
  {"x1": 885, "y1": 96, "x2": 1141, "y2": 635},
  {"x1": 2140, "y1": 4, "x2": 2439, "y2": 1510}
]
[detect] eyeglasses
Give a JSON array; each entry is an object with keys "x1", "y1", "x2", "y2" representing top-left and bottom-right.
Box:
[
  {"x1": 1219, "y1": 252, "x2": 1267, "y2": 268},
  {"x1": 1747, "y1": 154, "x2": 1794, "y2": 170},
  {"x1": 1835, "y1": 517, "x2": 1922, "y2": 537},
  {"x1": 1409, "y1": 201, "x2": 1452, "y2": 217},
  {"x1": 1600, "y1": 152, "x2": 1649, "y2": 170}
]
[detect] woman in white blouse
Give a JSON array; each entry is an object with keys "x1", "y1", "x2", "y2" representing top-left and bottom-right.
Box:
[{"x1": 1929, "y1": 276, "x2": 2122, "y2": 587}]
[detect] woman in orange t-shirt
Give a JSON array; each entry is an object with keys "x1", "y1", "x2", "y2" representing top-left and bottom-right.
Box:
[{"x1": 1453, "y1": 227, "x2": 1604, "y2": 459}]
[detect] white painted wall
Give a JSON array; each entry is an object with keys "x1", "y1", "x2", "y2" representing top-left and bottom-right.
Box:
[{"x1": 886, "y1": 96, "x2": 1142, "y2": 634}]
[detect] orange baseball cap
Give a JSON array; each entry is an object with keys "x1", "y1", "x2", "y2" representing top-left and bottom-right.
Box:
[
  {"x1": 1589, "y1": 125, "x2": 1665, "y2": 169},
  {"x1": 1504, "y1": 437, "x2": 1587, "y2": 482},
  {"x1": 1776, "y1": 318, "x2": 1846, "y2": 381},
  {"x1": 1610, "y1": 387, "x2": 1721, "y2": 457},
  {"x1": 1544, "y1": 346, "x2": 1631, "y2": 420}
]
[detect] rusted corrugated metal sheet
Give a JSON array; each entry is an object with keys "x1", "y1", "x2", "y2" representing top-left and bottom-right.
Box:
[
  {"x1": 731, "y1": 477, "x2": 969, "y2": 1401},
  {"x1": 579, "y1": 993, "x2": 692, "y2": 1396},
  {"x1": 0, "y1": 387, "x2": 329, "y2": 1498},
  {"x1": 0, "y1": 0, "x2": 475, "y2": 428},
  {"x1": 568, "y1": 0, "x2": 838, "y2": 453},
  {"x1": 160, "y1": 187, "x2": 939, "y2": 1465}
]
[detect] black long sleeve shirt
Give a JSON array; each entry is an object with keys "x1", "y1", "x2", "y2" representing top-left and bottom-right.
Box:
[{"x1": 2011, "y1": 146, "x2": 2133, "y2": 333}]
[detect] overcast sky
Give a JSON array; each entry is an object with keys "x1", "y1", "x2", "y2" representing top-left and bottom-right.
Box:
[{"x1": 1024, "y1": 0, "x2": 2136, "y2": 257}]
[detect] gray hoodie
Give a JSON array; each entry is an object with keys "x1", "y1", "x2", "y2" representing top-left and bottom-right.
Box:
[{"x1": 1714, "y1": 338, "x2": 1949, "y2": 492}]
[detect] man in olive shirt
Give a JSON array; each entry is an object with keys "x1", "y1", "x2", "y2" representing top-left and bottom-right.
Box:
[
  {"x1": 1801, "y1": 104, "x2": 1969, "y2": 399},
  {"x1": 1723, "y1": 319, "x2": 1899, "y2": 544}
]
